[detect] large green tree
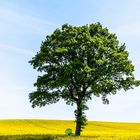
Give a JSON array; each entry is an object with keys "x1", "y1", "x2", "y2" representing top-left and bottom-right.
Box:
[{"x1": 29, "y1": 23, "x2": 140, "y2": 136}]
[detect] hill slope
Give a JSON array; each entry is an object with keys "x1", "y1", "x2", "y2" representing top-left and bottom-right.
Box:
[{"x1": 0, "y1": 120, "x2": 140, "y2": 139}]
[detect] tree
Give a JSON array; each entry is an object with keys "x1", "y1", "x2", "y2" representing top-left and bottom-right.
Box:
[{"x1": 29, "y1": 23, "x2": 140, "y2": 136}]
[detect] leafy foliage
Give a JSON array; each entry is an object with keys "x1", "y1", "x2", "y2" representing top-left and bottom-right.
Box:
[{"x1": 29, "y1": 23, "x2": 140, "y2": 135}]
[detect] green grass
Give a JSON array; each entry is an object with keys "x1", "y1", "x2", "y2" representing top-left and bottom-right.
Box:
[{"x1": 0, "y1": 120, "x2": 140, "y2": 139}]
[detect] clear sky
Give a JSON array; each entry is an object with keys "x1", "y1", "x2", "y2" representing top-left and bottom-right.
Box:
[{"x1": 0, "y1": 0, "x2": 140, "y2": 122}]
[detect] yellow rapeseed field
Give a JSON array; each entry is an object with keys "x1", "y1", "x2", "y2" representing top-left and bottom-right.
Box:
[{"x1": 0, "y1": 120, "x2": 140, "y2": 140}]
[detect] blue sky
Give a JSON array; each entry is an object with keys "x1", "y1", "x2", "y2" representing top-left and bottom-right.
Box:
[{"x1": 0, "y1": 0, "x2": 140, "y2": 122}]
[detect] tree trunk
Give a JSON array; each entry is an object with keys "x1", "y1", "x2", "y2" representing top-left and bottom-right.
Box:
[
  {"x1": 74, "y1": 99, "x2": 88, "y2": 136},
  {"x1": 75, "y1": 102, "x2": 82, "y2": 136},
  {"x1": 75, "y1": 120, "x2": 81, "y2": 136}
]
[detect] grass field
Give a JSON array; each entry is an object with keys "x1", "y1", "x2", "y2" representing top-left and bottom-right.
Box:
[{"x1": 0, "y1": 120, "x2": 140, "y2": 139}]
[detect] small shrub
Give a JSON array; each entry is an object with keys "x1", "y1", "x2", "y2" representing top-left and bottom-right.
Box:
[{"x1": 65, "y1": 128, "x2": 73, "y2": 136}]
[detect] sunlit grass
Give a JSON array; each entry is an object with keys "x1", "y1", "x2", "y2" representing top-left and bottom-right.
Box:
[{"x1": 0, "y1": 120, "x2": 140, "y2": 139}]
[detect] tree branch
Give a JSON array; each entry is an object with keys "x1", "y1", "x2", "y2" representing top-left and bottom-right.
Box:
[
  {"x1": 68, "y1": 85, "x2": 78, "y2": 101},
  {"x1": 70, "y1": 74, "x2": 80, "y2": 94}
]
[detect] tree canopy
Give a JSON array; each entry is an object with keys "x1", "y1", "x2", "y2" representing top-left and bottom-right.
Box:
[{"x1": 29, "y1": 23, "x2": 140, "y2": 136}]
